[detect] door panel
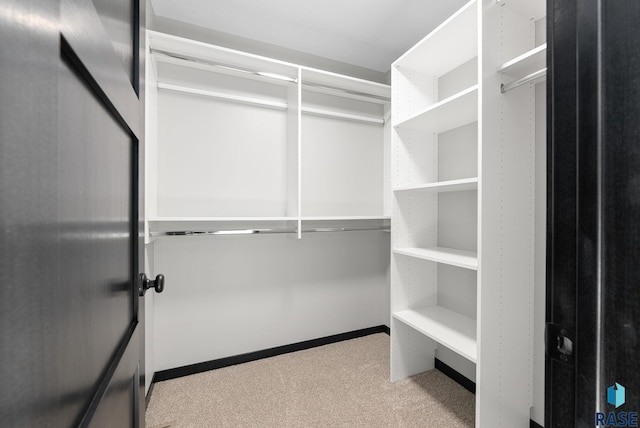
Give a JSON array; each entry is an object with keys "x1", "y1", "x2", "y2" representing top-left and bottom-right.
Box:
[
  {"x1": 546, "y1": 0, "x2": 640, "y2": 426},
  {"x1": 59, "y1": 0, "x2": 144, "y2": 425},
  {"x1": 0, "y1": 0, "x2": 144, "y2": 426},
  {"x1": 600, "y1": 0, "x2": 640, "y2": 416},
  {"x1": 57, "y1": 48, "x2": 137, "y2": 426},
  {"x1": 545, "y1": 1, "x2": 577, "y2": 424}
]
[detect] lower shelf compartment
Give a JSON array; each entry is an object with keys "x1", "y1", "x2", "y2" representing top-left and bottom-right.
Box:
[{"x1": 393, "y1": 306, "x2": 477, "y2": 363}]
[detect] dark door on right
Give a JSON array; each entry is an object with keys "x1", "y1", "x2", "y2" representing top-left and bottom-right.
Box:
[{"x1": 546, "y1": 0, "x2": 640, "y2": 426}]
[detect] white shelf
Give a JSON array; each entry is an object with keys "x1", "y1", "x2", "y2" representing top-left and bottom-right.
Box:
[
  {"x1": 393, "y1": 0, "x2": 478, "y2": 76},
  {"x1": 148, "y1": 30, "x2": 299, "y2": 83},
  {"x1": 301, "y1": 67, "x2": 391, "y2": 104},
  {"x1": 395, "y1": 85, "x2": 478, "y2": 133},
  {"x1": 301, "y1": 216, "x2": 391, "y2": 221},
  {"x1": 149, "y1": 216, "x2": 297, "y2": 222},
  {"x1": 393, "y1": 306, "x2": 477, "y2": 363},
  {"x1": 393, "y1": 177, "x2": 478, "y2": 193},
  {"x1": 393, "y1": 247, "x2": 478, "y2": 270},
  {"x1": 497, "y1": 0, "x2": 545, "y2": 21},
  {"x1": 499, "y1": 44, "x2": 547, "y2": 80}
]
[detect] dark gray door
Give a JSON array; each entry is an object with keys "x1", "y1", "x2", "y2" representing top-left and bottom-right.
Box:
[
  {"x1": 546, "y1": 0, "x2": 640, "y2": 426},
  {"x1": 0, "y1": 0, "x2": 146, "y2": 426}
]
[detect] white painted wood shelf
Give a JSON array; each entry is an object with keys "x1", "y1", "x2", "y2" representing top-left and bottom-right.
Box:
[
  {"x1": 395, "y1": 85, "x2": 478, "y2": 133},
  {"x1": 394, "y1": 0, "x2": 477, "y2": 76},
  {"x1": 393, "y1": 247, "x2": 478, "y2": 270},
  {"x1": 149, "y1": 216, "x2": 297, "y2": 223},
  {"x1": 301, "y1": 216, "x2": 391, "y2": 221},
  {"x1": 393, "y1": 306, "x2": 477, "y2": 363},
  {"x1": 500, "y1": 44, "x2": 547, "y2": 80},
  {"x1": 393, "y1": 177, "x2": 478, "y2": 193}
]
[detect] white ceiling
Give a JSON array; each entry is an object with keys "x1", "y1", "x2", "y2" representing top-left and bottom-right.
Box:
[{"x1": 150, "y1": 0, "x2": 470, "y2": 73}]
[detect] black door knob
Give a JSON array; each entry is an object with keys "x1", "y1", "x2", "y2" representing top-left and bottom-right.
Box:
[{"x1": 139, "y1": 273, "x2": 165, "y2": 296}]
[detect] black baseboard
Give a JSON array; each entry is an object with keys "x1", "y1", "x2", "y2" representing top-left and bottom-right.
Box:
[
  {"x1": 382, "y1": 325, "x2": 390, "y2": 335},
  {"x1": 530, "y1": 419, "x2": 543, "y2": 428},
  {"x1": 153, "y1": 325, "x2": 389, "y2": 383},
  {"x1": 145, "y1": 373, "x2": 156, "y2": 409},
  {"x1": 434, "y1": 358, "x2": 476, "y2": 394}
]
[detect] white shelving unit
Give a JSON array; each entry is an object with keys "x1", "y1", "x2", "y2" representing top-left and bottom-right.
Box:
[
  {"x1": 392, "y1": 0, "x2": 544, "y2": 425},
  {"x1": 146, "y1": 31, "x2": 392, "y2": 240},
  {"x1": 391, "y1": 0, "x2": 480, "y2": 393},
  {"x1": 144, "y1": 31, "x2": 392, "y2": 378}
]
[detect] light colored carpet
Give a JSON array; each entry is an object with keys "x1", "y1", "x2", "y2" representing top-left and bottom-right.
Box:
[{"x1": 146, "y1": 333, "x2": 475, "y2": 427}]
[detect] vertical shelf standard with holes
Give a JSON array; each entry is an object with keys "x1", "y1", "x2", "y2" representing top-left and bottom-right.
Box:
[{"x1": 481, "y1": 0, "x2": 546, "y2": 426}]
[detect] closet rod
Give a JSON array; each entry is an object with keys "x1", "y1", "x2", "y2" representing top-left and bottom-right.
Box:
[
  {"x1": 302, "y1": 81, "x2": 391, "y2": 102},
  {"x1": 500, "y1": 68, "x2": 547, "y2": 93},
  {"x1": 150, "y1": 226, "x2": 389, "y2": 237},
  {"x1": 156, "y1": 83, "x2": 385, "y2": 124},
  {"x1": 302, "y1": 107, "x2": 384, "y2": 124},
  {"x1": 157, "y1": 83, "x2": 288, "y2": 110},
  {"x1": 151, "y1": 48, "x2": 298, "y2": 83}
]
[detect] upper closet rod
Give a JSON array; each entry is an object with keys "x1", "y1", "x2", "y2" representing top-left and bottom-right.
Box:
[
  {"x1": 151, "y1": 225, "x2": 389, "y2": 237},
  {"x1": 501, "y1": 68, "x2": 547, "y2": 93}
]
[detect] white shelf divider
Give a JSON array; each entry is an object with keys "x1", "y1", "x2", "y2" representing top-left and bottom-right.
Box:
[
  {"x1": 393, "y1": 306, "x2": 477, "y2": 363},
  {"x1": 393, "y1": 177, "x2": 478, "y2": 193},
  {"x1": 393, "y1": 246, "x2": 478, "y2": 270},
  {"x1": 499, "y1": 44, "x2": 547, "y2": 80},
  {"x1": 395, "y1": 85, "x2": 478, "y2": 133}
]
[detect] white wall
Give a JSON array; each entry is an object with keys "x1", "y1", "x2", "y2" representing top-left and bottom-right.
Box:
[
  {"x1": 152, "y1": 232, "x2": 390, "y2": 371},
  {"x1": 146, "y1": 4, "x2": 389, "y2": 85}
]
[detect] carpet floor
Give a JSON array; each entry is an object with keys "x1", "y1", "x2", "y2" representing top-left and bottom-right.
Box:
[{"x1": 146, "y1": 333, "x2": 475, "y2": 427}]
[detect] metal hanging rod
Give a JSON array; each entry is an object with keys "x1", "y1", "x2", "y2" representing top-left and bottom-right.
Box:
[
  {"x1": 501, "y1": 68, "x2": 547, "y2": 93},
  {"x1": 156, "y1": 82, "x2": 385, "y2": 124},
  {"x1": 302, "y1": 107, "x2": 384, "y2": 124},
  {"x1": 157, "y1": 82, "x2": 289, "y2": 110},
  {"x1": 302, "y1": 81, "x2": 391, "y2": 102},
  {"x1": 151, "y1": 48, "x2": 299, "y2": 83},
  {"x1": 150, "y1": 225, "x2": 389, "y2": 237}
]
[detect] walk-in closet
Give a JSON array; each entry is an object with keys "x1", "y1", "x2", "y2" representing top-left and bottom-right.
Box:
[
  {"x1": 142, "y1": 0, "x2": 547, "y2": 426},
  {"x1": 6, "y1": 0, "x2": 640, "y2": 426}
]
